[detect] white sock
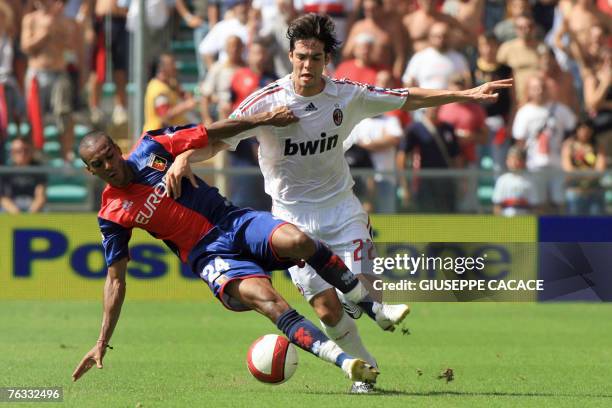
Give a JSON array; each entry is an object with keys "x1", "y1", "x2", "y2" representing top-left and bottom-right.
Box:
[
  {"x1": 344, "y1": 281, "x2": 369, "y2": 303},
  {"x1": 316, "y1": 339, "x2": 344, "y2": 365},
  {"x1": 321, "y1": 312, "x2": 377, "y2": 367}
]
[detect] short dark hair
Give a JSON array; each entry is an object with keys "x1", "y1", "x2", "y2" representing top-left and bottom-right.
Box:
[
  {"x1": 507, "y1": 145, "x2": 526, "y2": 161},
  {"x1": 78, "y1": 131, "x2": 114, "y2": 162},
  {"x1": 479, "y1": 32, "x2": 499, "y2": 44},
  {"x1": 287, "y1": 13, "x2": 341, "y2": 55},
  {"x1": 12, "y1": 136, "x2": 32, "y2": 146}
]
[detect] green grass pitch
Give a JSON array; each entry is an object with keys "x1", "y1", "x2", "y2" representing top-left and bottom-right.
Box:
[{"x1": 2, "y1": 301, "x2": 611, "y2": 407}]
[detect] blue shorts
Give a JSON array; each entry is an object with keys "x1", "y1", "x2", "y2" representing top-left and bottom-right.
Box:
[{"x1": 192, "y1": 210, "x2": 294, "y2": 311}]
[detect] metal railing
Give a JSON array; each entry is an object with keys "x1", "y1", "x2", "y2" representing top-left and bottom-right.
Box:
[{"x1": 1, "y1": 165, "x2": 611, "y2": 215}]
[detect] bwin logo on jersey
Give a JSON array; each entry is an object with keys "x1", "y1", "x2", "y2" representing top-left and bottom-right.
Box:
[{"x1": 284, "y1": 132, "x2": 338, "y2": 156}]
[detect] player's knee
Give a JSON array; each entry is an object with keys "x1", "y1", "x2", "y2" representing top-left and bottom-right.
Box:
[
  {"x1": 257, "y1": 297, "x2": 291, "y2": 322},
  {"x1": 315, "y1": 306, "x2": 343, "y2": 326},
  {"x1": 311, "y1": 291, "x2": 343, "y2": 325},
  {"x1": 288, "y1": 230, "x2": 314, "y2": 257}
]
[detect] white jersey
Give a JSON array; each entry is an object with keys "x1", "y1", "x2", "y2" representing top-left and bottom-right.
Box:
[
  {"x1": 226, "y1": 74, "x2": 408, "y2": 206},
  {"x1": 492, "y1": 172, "x2": 540, "y2": 216}
]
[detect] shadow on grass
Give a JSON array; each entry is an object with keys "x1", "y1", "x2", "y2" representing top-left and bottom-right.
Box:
[
  {"x1": 301, "y1": 388, "x2": 612, "y2": 399},
  {"x1": 375, "y1": 389, "x2": 612, "y2": 398}
]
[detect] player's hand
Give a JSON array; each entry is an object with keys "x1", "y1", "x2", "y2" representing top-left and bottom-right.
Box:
[
  {"x1": 464, "y1": 78, "x2": 513, "y2": 103},
  {"x1": 165, "y1": 152, "x2": 198, "y2": 199},
  {"x1": 265, "y1": 106, "x2": 299, "y2": 127},
  {"x1": 72, "y1": 343, "x2": 107, "y2": 382}
]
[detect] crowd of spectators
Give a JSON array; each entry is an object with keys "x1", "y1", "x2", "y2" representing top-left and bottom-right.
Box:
[{"x1": 0, "y1": 0, "x2": 610, "y2": 216}]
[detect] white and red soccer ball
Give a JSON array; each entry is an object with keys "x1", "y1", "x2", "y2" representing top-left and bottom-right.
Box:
[{"x1": 246, "y1": 334, "x2": 298, "y2": 384}]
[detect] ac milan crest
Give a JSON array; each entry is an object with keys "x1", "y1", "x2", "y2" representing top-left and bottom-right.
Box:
[{"x1": 333, "y1": 108, "x2": 343, "y2": 126}]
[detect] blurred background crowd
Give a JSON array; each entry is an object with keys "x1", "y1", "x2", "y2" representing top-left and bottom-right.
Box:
[{"x1": 0, "y1": 0, "x2": 610, "y2": 216}]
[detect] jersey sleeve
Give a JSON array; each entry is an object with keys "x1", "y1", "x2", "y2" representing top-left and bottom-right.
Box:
[
  {"x1": 98, "y1": 217, "x2": 132, "y2": 267},
  {"x1": 224, "y1": 102, "x2": 264, "y2": 151},
  {"x1": 354, "y1": 83, "x2": 409, "y2": 123},
  {"x1": 146, "y1": 124, "x2": 209, "y2": 157}
]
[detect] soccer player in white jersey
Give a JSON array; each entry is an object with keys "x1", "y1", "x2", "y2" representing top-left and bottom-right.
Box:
[{"x1": 167, "y1": 13, "x2": 512, "y2": 393}]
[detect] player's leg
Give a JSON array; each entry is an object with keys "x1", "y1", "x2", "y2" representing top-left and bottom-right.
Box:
[
  {"x1": 272, "y1": 222, "x2": 410, "y2": 330},
  {"x1": 219, "y1": 275, "x2": 379, "y2": 382},
  {"x1": 333, "y1": 222, "x2": 411, "y2": 332},
  {"x1": 270, "y1": 223, "x2": 372, "y2": 304},
  {"x1": 239, "y1": 213, "x2": 379, "y2": 369}
]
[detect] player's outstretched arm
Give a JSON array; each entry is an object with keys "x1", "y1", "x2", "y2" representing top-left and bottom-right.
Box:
[
  {"x1": 165, "y1": 107, "x2": 298, "y2": 198},
  {"x1": 206, "y1": 106, "x2": 298, "y2": 144},
  {"x1": 402, "y1": 78, "x2": 513, "y2": 111},
  {"x1": 72, "y1": 258, "x2": 128, "y2": 382}
]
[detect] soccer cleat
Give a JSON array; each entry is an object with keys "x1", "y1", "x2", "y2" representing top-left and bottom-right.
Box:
[
  {"x1": 342, "y1": 300, "x2": 363, "y2": 320},
  {"x1": 342, "y1": 358, "x2": 380, "y2": 383},
  {"x1": 375, "y1": 303, "x2": 410, "y2": 332},
  {"x1": 350, "y1": 381, "x2": 375, "y2": 394}
]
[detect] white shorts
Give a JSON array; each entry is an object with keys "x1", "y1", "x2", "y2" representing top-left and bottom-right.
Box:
[{"x1": 272, "y1": 192, "x2": 375, "y2": 301}]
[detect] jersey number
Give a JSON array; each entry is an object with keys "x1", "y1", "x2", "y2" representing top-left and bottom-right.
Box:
[
  {"x1": 201, "y1": 257, "x2": 231, "y2": 283},
  {"x1": 353, "y1": 239, "x2": 375, "y2": 262}
]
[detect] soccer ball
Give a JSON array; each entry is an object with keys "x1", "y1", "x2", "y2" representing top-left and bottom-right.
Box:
[{"x1": 246, "y1": 334, "x2": 298, "y2": 384}]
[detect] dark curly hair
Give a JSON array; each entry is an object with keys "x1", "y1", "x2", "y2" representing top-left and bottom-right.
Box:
[{"x1": 287, "y1": 13, "x2": 341, "y2": 55}]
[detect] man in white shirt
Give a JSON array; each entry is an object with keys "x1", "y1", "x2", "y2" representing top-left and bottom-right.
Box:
[
  {"x1": 513, "y1": 74, "x2": 576, "y2": 209},
  {"x1": 402, "y1": 21, "x2": 471, "y2": 89},
  {"x1": 492, "y1": 145, "x2": 540, "y2": 216},
  {"x1": 198, "y1": 0, "x2": 249, "y2": 69},
  {"x1": 167, "y1": 13, "x2": 512, "y2": 393}
]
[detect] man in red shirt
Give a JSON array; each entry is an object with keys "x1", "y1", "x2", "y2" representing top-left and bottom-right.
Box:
[
  {"x1": 230, "y1": 39, "x2": 277, "y2": 110},
  {"x1": 334, "y1": 33, "x2": 389, "y2": 85},
  {"x1": 437, "y1": 75, "x2": 488, "y2": 211}
]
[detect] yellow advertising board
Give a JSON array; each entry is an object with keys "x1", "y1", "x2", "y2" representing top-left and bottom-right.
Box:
[{"x1": 1, "y1": 214, "x2": 537, "y2": 301}]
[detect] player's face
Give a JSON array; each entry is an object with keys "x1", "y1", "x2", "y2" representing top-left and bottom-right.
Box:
[
  {"x1": 289, "y1": 39, "x2": 329, "y2": 96},
  {"x1": 82, "y1": 138, "x2": 131, "y2": 187}
]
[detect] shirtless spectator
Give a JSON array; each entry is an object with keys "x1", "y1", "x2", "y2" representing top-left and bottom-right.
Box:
[
  {"x1": 538, "y1": 47, "x2": 579, "y2": 114},
  {"x1": 335, "y1": 33, "x2": 387, "y2": 85},
  {"x1": 402, "y1": 22, "x2": 471, "y2": 89},
  {"x1": 581, "y1": 26, "x2": 611, "y2": 158},
  {"x1": 442, "y1": 0, "x2": 485, "y2": 47},
  {"x1": 0, "y1": 0, "x2": 26, "y2": 154},
  {"x1": 497, "y1": 13, "x2": 546, "y2": 104},
  {"x1": 21, "y1": 0, "x2": 78, "y2": 162},
  {"x1": 87, "y1": 0, "x2": 128, "y2": 126},
  {"x1": 4, "y1": 0, "x2": 26, "y2": 93},
  {"x1": 554, "y1": 0, "x2": 612, "y2": 54},
  {"x1": 342, "y1": 0, "x2": 407, "y2": 81},
  {"x1": 402, "y1": 0, "x2": 471, "y2": 52},
  {"x1": 552, "y1": 0, "x2": 611, "y2": 110}
]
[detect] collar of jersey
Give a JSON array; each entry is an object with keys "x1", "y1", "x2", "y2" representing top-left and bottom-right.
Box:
[{"x1": 285, "y1": 74, "x2": 338, "y2": 98}]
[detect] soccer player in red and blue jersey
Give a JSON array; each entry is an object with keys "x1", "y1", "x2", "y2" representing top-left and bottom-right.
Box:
[{"x1": 72, "y1": 107, "x2": 379, "y2": 384}]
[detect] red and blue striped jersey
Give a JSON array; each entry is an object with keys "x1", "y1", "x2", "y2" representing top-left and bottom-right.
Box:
[{"x1": 97, "y1": 124, "x2": 239, "y2": 267}]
